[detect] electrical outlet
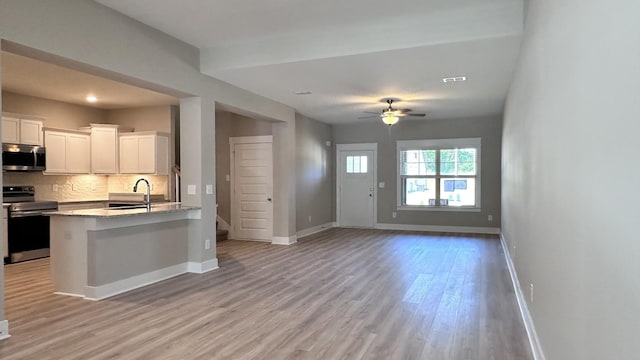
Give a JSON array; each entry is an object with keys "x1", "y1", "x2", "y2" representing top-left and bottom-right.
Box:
[
  {"x1": 52, "y1": 184, "x2": 58, "y2": 192},
  {"x1": 0, "y1": 320, "x2": 8, "y2": 339},
  {"x1": 206, "y1": 184, "x2": 213, "y2": 195},
  {"x1": 379, "y1": 182, "x2": 385, "y2": 188},
  {"x1": 392, "y1": 212, "x2": 397, "y2": 218},
  {"x1": 204, "y1": 239, "x2": 210, "y2": 250},
  {"x1": 225, "y1": 174, "x2": 230, "y2": 182},
  {"x1": 529, "y1": 283, "x2": 534, "y2": 303},
  {"x1": 91, "y1": 183, "x2": 97, "y2": 191},
  {"x1": 488, "y1": 214, "x2": 493, "y2": 221},
  {"x1": 188, "y1": 185, "x2": 196, "y2": 195},
  {"x1": 72, "y1": 183, "x2": 80, "y2": 191}
]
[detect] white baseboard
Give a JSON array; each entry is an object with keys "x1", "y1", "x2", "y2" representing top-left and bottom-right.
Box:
[
  {"x1": 216, "y1": 216, "x2": 230, "y2": 231},
  {"x1": 501, "y1": 233, "x2": 546, "y2": 360},
  {"x1": 53, "y1": 291, "x2": 86, "y2": 299},
  {"x1": 187, "y1": 258, "x2": 219, "y2": 274},
  {"x1": 85, "y1": 263, "x2": 188, "y2": 301},
  {"x1": 0, "y1": 320, "x2": 10, "y2": 341},
  {"x1": 272, "y1": 235, "x2": 298, "y2": 245},
  {"x1": 296, "y1": 222, "x2": 335, "y2": 238},
  {"x1": 376, "y1": 223, "x2": 500, "y2": 235}
]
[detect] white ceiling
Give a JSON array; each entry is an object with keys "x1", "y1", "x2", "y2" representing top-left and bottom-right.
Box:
[
  {"x1": 95, "y1": 0, "x2": 524, "y2": 123},
  {"x1": 1, "y1": 52, "x2": 178, "y2": 110}
]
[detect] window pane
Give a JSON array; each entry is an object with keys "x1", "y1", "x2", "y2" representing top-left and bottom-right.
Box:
[
  {"x1": 353, "y1": 156, "x2": 361, "y2": 172},
  {"x1": 404, "y1": 178, "x2": 436, "y2": 206},
  {"x1": 440, "y1": 161, "x2": 455, "y2": 175},
  {"x1": 440, "y1": 178, "x2": 476, "y2": 206},
  {"x1": 423, "y1": 150, "x2": 436, "y2": 162},
  {"x1": 457, "y1": 149, "x2": 476, "y2": 175},
  {"x1": 346, "y1": 156, "x2": 354, "y2": 173},
  {"x1": 360, "y1": 156, "x2": 368, "y2": 173},
  {"x1": 440, "y1": 149, "x2": 456, "y2": 162},
  {"x1": 404, "y1": 163, "x2": 420, "y2": 175},
  {"x1": 426, "y1": 161, "x2": 436, "y2": 175},
  {"x1": 401, "y1": 150, "x2": 435, "y2": 175}
]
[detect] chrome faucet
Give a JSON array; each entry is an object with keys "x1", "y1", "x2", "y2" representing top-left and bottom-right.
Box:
[{"x1": 133, "y1": 178, "x2": 152, "y2": 211}]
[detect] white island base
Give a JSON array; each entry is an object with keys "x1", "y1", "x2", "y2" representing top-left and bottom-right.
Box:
[{"x1": 49, "y1": 205, "x2": 216, "y2": 300}]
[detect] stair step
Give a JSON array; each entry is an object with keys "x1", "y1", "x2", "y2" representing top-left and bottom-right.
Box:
[{"x1": 216, "y1": 229, "x2": 228, "y2": 242}]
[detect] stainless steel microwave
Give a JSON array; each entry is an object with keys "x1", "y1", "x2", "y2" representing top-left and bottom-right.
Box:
[{"x1": 2, "y1": 143, "x2": 46, "y2": 171}]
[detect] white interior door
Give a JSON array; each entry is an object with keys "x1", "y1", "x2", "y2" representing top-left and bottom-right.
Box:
[
  {"x1": 232, "y1": 142, "x2": 273, "y2": 241},
  {"x1": 338, "y1": 147, "x2": 376, "y2": 227}
]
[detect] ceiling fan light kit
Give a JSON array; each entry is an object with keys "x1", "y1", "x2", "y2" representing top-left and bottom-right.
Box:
[
  {"x1": 359, "y1": 99, "x2": 426, "y2": 125},
  {"x1": 382, "y1": 113, "x2": 399, "y2": 126}
]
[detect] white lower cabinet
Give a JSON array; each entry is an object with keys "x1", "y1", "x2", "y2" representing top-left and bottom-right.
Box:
[{"x1": 44, "y1": 129, "x2": 91, "y2": 174}]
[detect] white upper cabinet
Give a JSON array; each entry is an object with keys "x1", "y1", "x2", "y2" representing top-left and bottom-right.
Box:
[
  {"x1": 2, "y1": 116, "x2": 20, "y2": 144},
  {"x1": 20, "y1": 119, "x2": 44, "y2": 145},
  {"x1": 1, "y1": 114, "x2": 44, "y2": 145},
  {"x1": 89, "y1": 124, "x2": 119, "y2": 174},
  {"x1": 119, "y1": 132, "x2": 169, "y2": 175},
  {"x1": 44, "y1": 129, "x2": 90, "y2": 174}
]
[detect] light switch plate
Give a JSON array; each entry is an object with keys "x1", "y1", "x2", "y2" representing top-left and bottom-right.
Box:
[
  {"x1": 52, "y1": 184, "x2": 58, "y2": 192},
  {"x1": 225, "y1": 174, "x2": 230, "y2": 182},
  {"x1": 187, "y1": 185, "x2": 196, "y2": 195},
  {"x1": 379, "y1": 182, "x2": 385, "y2": 188},
  {"x1": 206, "y1": 184, "x2": 213, "y2": 195}
]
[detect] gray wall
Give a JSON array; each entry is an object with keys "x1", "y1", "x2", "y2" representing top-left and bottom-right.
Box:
[
  {"x1": 502, "y1": 1, "x2": 640, "y2": 359},
  {"x1": 295, "y1": 113, "x2": 333, "y2": 231},
  {"x1": 2, "y1": 91, "x2": 107, "y2": 128},
  {"x1": 333, "y1": 116, "x2": 501, "y2": 228},
  {"x1": 215, "y1": 111, "x2": 273, "y2": 224},
  {"x1": 105, "y1": 105, "x2": 172, "y2": 132}
]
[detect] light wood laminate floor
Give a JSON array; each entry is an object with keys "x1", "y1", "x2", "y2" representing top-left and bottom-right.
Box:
[{"x1": 0, "y1": 228, "x2": 532, "y2": 359}]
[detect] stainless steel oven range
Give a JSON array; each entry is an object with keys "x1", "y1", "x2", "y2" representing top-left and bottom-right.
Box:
[{"x1": 3, "y1": 186, "x2": 58, "y2": 263}]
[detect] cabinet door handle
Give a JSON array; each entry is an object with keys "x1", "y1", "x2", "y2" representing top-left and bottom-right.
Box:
[{"x1": 267, "y1": 198, "x2": 272, "y2": 202}]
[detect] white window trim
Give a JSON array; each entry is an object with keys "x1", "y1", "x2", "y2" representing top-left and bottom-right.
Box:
[{"x1": 396, "y1": 137, "x2": 481, "y2": 211}]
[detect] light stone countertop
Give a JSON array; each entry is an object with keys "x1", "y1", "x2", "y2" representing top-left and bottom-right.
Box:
[{"x1": 47, "y1": 202, "x2": 200, "y2": 218}]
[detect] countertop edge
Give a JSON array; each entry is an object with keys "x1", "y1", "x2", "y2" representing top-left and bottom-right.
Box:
[{"x1": 47, "y1": 203, "x2": 201, "y2": 218}]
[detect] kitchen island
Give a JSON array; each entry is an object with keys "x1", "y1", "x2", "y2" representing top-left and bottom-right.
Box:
[{"x1": 48, "y1": 203, "x2": 202, "y2": 300}]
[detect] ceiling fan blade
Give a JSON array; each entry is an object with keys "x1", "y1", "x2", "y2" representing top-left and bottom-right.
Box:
[
  {"x1": 358, "y1": 115, "x2": 378, "y2": 119},
  {"x1": 405, "y1": 113, "x2": 426, "y2": 117},
  {"x1": 363, "y1": 111, "x2": 381, "y2": 114}
]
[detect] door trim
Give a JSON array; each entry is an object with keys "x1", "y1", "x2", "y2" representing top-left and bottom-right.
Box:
[
  {"x1": 229, "y1": 135, "x2": 273, "y2": 145},
  {"x1": 336, "y1": 143, "x2": 378, "y2": 228},
  {"x1": 229, "y1": 135, "x2": 274, "y2": 240}
]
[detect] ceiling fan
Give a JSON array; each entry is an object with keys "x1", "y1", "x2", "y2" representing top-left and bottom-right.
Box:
[{"x1": 359, "y1": 99, "x2": 426, "y2": 126}]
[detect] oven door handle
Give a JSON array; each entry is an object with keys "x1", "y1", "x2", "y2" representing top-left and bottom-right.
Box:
[{"x1": 10, "y1": 210, "x2": 47, "y2": 218}]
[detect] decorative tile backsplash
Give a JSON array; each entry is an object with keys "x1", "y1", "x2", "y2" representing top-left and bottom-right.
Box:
[{"x1": 3, "y1": 173, "x2": 169, "y2": 201}]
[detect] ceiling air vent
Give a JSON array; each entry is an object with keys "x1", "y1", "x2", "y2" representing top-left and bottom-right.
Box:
[{"x1": 442, "y1": 76, "x2": 467, "y2": 83}]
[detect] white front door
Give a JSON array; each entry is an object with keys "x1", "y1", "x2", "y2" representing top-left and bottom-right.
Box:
[
  {"x1": 338, "y1": 146, "x2": 376, "y2": 227},
  {"x1": 232, "y1": 141, "x2": 273, "y2": 241}
]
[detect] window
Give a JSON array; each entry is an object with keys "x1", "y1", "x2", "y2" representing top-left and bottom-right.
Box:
[
  {"x1": 397, "y1": 138, "x2": 481, "y2": 210},
  {"x1": 346, "y1": 155, "x2": 368, "y2": 173}
]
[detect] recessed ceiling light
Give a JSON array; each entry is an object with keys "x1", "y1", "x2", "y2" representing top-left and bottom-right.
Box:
[
  {"x1": 294, "y1": 90, "x2": 312, "y2": 95},
  {"x1": 442, "y1": 76, "x2": 467, "y2": 83},
  {"x1": 86, "y1": 95, "x2": 98, "y2": 103}
]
